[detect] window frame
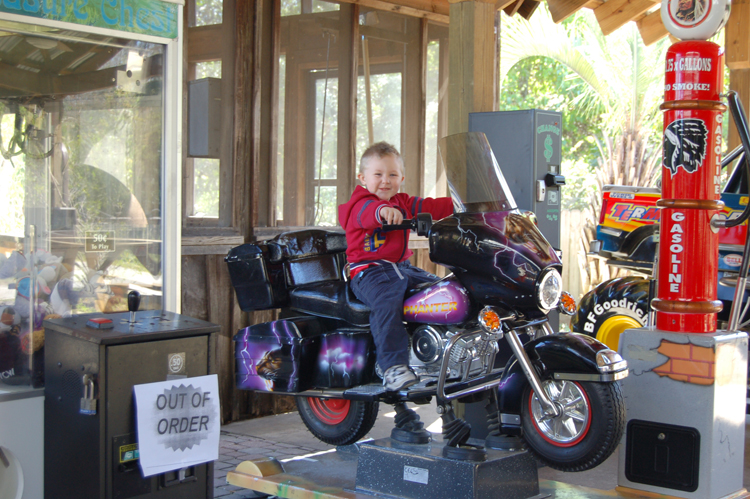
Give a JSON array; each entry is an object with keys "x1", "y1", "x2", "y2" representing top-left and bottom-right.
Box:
[{"x1": 183, "y1": 0, "x2": 238, "y2": 232}]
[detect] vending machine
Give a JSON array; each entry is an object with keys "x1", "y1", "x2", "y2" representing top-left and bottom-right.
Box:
[{"x1": 0, "y1": 1, "x2": 184, "y2": 496}]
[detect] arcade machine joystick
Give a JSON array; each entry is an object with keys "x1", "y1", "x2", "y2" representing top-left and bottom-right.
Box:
[{"x1": 128, "y1": 290, "x2": 140, "y2": 324}]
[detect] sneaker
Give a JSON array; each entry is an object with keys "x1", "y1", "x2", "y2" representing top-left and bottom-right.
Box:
[{"x1": 383, "y1": 364, "x2": 418, "y2": 391}]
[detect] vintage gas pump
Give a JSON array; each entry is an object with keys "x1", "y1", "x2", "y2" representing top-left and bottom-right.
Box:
[
  {"x1": 616, "y1": 0, "x2": 747, "y2": 498},
  {"x1": 652, "y1": 41, "x2": 725, "y2": 333}
]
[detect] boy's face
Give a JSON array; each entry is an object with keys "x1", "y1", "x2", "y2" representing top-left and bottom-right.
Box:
[{"x1": 358, "y1": 154, "x2": 404, "y2": 201}]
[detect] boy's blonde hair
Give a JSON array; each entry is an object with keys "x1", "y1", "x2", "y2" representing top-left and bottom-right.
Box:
[{"x1": 359, "y1": 142, "x2": 404, "y2": 174}]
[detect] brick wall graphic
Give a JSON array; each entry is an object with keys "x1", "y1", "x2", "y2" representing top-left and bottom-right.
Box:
[{"x1": 652, "y1": 340, "x2": 715, "y2": 385}]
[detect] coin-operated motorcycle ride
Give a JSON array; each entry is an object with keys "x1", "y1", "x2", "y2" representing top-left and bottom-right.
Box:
[{"x1": 227, "y1": 131, "x2": 628, "y2": 470}]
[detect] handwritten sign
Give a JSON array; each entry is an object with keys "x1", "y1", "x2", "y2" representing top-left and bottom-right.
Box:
[{"x1": 133, "y1": 375, "x2": 220, "y2": 477}]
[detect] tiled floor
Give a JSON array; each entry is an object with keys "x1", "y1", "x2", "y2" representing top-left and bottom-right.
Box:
[{"x1": 214, "y1": 431, "x2": 323, "y2": 498}]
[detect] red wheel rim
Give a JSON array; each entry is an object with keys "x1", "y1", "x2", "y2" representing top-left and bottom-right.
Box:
[
  {"x1": 308, "y1": 398, "x2": 351, "y2": 425},
  {"x1": 529, "y1": 380, "x2": 592, "y2": 448}
]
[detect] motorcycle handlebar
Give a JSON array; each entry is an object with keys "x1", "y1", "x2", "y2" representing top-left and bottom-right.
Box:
[{"x1": 381, "y1": 213, "x2": 433, "y2": 237}]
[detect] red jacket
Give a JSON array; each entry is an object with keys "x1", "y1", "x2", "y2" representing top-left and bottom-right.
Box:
[{"x1": 338, "y1": 185, "x2": 453, "y2": 265}]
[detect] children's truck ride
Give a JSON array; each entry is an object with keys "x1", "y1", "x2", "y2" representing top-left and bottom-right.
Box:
[{"x1": 571, "y1": 92, "x2": 750, "y2": 351}]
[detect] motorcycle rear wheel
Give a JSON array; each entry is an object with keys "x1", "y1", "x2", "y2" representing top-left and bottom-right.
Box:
[
  {"x1": 296, "y1": 397, "x2": 379, "y2": 446},
  {"x1": 521, "y1": 380, "x2": 625, "y2": 472}
]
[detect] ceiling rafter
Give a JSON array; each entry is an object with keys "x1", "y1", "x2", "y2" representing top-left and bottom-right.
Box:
[
  {"x1": 547, "y1": 0, "x2": 591, "y2": 23},
  {"x1": 336, "y1": 0, "x2": 670, "y2": 46},
  {"x1": 593, "y1": 0, "x2": 659, "y2": 35},
  {"x1": 636, "y1": 9, "x2": 669, "y2": 46}
]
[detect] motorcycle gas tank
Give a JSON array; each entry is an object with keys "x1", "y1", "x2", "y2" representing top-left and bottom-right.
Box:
[
  {"x1": 429, "y1": 211, "x2": 561, "y2": 314},
  {"x1": 403, "y1": 277, "x2": 472, "y2": 324}
]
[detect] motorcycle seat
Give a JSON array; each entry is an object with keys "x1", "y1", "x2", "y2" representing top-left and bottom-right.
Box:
[{"x1": 289, "y1": 281, "x2": 370, "y2": 326}]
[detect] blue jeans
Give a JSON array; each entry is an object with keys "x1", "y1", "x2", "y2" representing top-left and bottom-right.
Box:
[{"x1": 350, "y1": 261, "x2": 438, "y2": 371}]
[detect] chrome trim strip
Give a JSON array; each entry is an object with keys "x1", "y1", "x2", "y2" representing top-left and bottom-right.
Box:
[
  {"x1": 603, "y1": 185, "x2": 661, "y2": 194},
  {"x1": 441, "y1": 377, "x2": 503, "y2": 401},
  {"x1": 720, "y1": 244, "x2": 745, "y2": 253},
  {"x1": 553, "y1": 370, "x2": 628, "y2": 382},
  {"x1": 598, "y1": 360, "x2": 628, "y2": 373}
]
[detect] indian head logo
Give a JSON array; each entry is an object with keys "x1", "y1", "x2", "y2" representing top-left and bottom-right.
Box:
[{"x1": 663, "y1": 118, "x2": 708, "y2": 176}]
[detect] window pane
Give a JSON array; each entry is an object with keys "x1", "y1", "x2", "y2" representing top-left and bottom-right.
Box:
[
  {"x1": 424, "y1": 40, "x2": 440, "y2": 198},
  {"x1": 356, "y1": 72, "x2": 402, "y2": 160},
  {"x1": 0, "y1": 21, "x2": 165, "y2": 388},
  {"x1": 194, "y1": 0, "x2": 223, "y2": 26},
  {"x1": 196, "y1": 61, "x2": 222, "y2": 79},
  {"x1": 193, "y1": 158, "x2": 220, "y2": 217},
  {"x1": 282, "y1": 0, "x2": 339, "y2": 16},
  {"x1": 0, "y1": 114, "x2": 24, "y2": 237},
  {"x1": 312, "y1": 1, "x2": 339, "y2": 12},
  {"x1": 281, "y1": 0, "x2": 300, "y2": 17},
  {"x1": 313, "y1": 186, "x2": 338, "y2": 226},
  {"x1": 276, "y1": 55, "x2": 286, "y2": 223},
  {"x1": 314, "y1": 75, "x2": 339, "y2": 180},
  {"x1": 278, "y1": 6, "x2": 346, "y2": 226}
]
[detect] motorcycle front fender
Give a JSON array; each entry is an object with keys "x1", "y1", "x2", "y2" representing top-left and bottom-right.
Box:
[{"x1": 496, "y1": 332, "x2": 622, "y2": 418}]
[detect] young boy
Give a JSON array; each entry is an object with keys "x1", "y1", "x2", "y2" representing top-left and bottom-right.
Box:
[{"x1": 338, "y1": 142, "x2": 453, "y2": 391}]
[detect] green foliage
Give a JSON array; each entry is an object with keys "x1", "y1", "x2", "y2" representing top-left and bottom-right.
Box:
[
  {"x1": 194, "y1": 0, "x2": 222, "y2": 26},
  {"x1": 499, "y1": 5, "x2": 669, "y2": 210},
  {"x1": 193, "y1": 159, "x2": 220, "y2": 217}
]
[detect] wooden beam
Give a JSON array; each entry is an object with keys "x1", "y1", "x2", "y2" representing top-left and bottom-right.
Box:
[
  {"x1": 402, "y1": 17, "x2": 425, "y2": 198},
  {"x1": 503, "y1": 0, "x2": 524, "y2": 16},
  {"x1": 0, "y1": 63, "x2": 51, "y2": 95},
  {"x1": 336, "y1": 4, "x2": 358, "y2": 206},
  {"x1": 337, "y1": 0, "x2": 449, "y2": 23},
  {"x1": 594, "y1": 0, "x2": 657, "y2": 35},
  {"x1": 636, "y1": 9, "x2": 668, "y2": 46},
  {"x1": 726, "y1": 0, "x2": 750, "y2": 70},
  {"x1": 496, "y1": 0, "x2": 516, "y2": 10},
  {"x1": 448, "y1": 0, "x2": 497, "y2": 135},
  {"x1": 187, "y1": 24, "x2": 224, "y2": 63},
  {"x1": 54, "y1": 67, "x2": 118, "y2": 95},
  {"x1": 517, "y1": 0, "x2": 541, "y2": 19},
  {"x1": 239, "y1": 0, "x2": 261, "y2": 230},
  {"x1": 547, "y1": 0, "x2": 590, "y2": 23}
]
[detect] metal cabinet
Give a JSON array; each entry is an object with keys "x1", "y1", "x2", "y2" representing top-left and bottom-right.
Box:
[{"x1": 44, "y1": 311, "x2": 219, "y2": 499}]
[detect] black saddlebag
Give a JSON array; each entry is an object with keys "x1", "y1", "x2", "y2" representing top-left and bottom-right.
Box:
[{"x1": 226, "y1": 230, "x2": 347, "y2": 311}]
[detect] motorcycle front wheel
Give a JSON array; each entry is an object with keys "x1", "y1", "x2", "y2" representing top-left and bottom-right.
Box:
[
  {"x1": 296, "y1": 397, "x2": 379, "y2": 446},
  {"x1": 521, "y1": 380, "x2": 625, "y2": 472}
]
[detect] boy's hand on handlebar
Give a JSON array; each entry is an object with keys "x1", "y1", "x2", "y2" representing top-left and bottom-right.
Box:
[{"x1": 380, "y1": 207, "x2": 403, "y2": 225}]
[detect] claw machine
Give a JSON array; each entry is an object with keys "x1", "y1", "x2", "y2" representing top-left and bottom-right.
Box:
[{"x1": 0, "y1": 1, "x2": 183, "y2": 497}]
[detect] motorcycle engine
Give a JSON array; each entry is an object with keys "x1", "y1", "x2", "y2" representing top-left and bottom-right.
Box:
[{"x1": 409, "y1": 325, "x2": 499, "y2": 380}]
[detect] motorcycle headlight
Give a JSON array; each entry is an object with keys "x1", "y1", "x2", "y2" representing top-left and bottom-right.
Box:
[{"x1": 536, "y1": 268, "x2": 562, "y2": 311}]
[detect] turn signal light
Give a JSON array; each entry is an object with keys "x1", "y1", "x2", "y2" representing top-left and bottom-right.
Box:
[
  {"x1": 478, "y1": 307, "x2": 502, "y2": 333},
  {"x1": 558, "y1": 291, "x2": 577, "y2": 316}
]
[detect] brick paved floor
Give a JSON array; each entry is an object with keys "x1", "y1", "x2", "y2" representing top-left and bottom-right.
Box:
[{"x1": 213, "y1": 430, "x2": 325, "y2": 498}]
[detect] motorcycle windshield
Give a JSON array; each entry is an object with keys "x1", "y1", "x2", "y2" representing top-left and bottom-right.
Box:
[{"x1": 438, "y1": 132, "x2": 518, "y2": 213}]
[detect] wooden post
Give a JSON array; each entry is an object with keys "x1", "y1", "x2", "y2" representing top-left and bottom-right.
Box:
[
  {"x1": 403, "y1": 17, "x2": 426, "y2": 198},
  {"x1": 447, "y1": 0, "x2": 499, "y2": 418},
  {"x1": 728, "y1": 70, "x2": 750, "y2": 154},
  {"x1": 338, "y1": 4, "x2": 359, "y2": 206},
  {"x1": 448, "y1": 0, "x2": 499, "y2": 135}
]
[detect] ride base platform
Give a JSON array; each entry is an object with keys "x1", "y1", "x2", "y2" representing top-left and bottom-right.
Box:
[{"x1": 225, "y1": 437, "x2": 688, "y2": 499}]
